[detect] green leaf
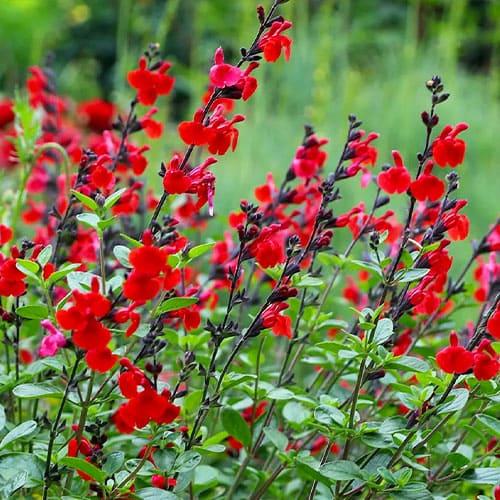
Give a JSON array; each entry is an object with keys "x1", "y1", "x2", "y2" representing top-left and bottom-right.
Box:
[
  {"x1": 103, "y1": 188, "x2": 127, "y2": 210},
  {"x1": 188, "y1": 242, "x2": 216, "y2": 260},
  {"x1": 294, "y1": 274, "x2": 324, "y2": 287},
  {"x1": 154, "y1": 297, "x2": 198, "y2": 316},
  {"x1": 267, "y1": 387, "x2": 294, "y2": 400},
  {"x1": 97, "y1": 216, "x2": 116, "y2": 231},
  {"x1": 263, "y1": 428, "x2": 288, "y2": 451},
  {"x1": 349, "y1": 259, "x2": 383, "y2": 278},
  {"x1": 283, "y1": 401, "x2": 310, "y2": 424},
  {"x1": 13, "y1": 383, "x2": 62, "y2": 399},
  {"x1": 15, "y1": 305, "x2": 48, "y2": 320},
  {"x1": 67, "y1": 271, "x2": 99, "y2": 292},
  {"x1": 71, "y1": 190, "x2": 99, "y2": 211},
  {"x1": 476, "y1": 414, "x2": 500, "y2": 437},
  {"x1": 0, "y1": 420, "x2": 37, "y2": 449},
  {"x1": 373, "y1": 318, "x2": 393, "y2": 345},
  {"x1": 174, "y1": 450, "x2": 202, "y2": 473},
  {"x1": 385, "y1": 356, "x2": 430, "y2": 373},
  {"x1": 76, "y1": 212, "x2": 101, "y2": 231},
  {"x1": 136, "y1": 487, "x2": 178, "y2": 500},
  {"x1": 45, "y1": 263, "x2": 81, "y2": 286},
  {"x1": 0, "y1": 453, "x2": 43, "y2": 488},
  {"x1": 113, "y1": 245, "x2": 132, "y2": 268},
  {"x1": 437, "y1": 388, "x2": 469, "y2": 415},
  {"x1": 463, "y1": 467, "x2": 500, "y2": 484},
  {"x1": 394, "y1": 268, "x2": 430, "y2": 284},
  {"x1": 314, "y1": 405, "x2": 345, "y2": 426},
  {"x1": 102, "y1": 451, "x2": 125, "y2": 475},
  {"x1": 120, "y1": 233, "x2": 142, "y2": 248},
  {"x1": 16, "y1": 259, "x2": 40, "y2": 280},
  {"x1": 60, "y1": 456, "x2": 106, "y2": 483},
  {"x1": 321, "y1": 460, "x2": 365, "y2": 481},
  {"x1": 37, "y1": 245, "x2": 53, "y2": 267},
  {"x1": 221, "y1": 407, "x2": 252, "y2": 449}
]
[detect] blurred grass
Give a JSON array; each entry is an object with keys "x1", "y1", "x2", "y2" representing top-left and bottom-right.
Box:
[{"x1": 1, "y1": 0, "x2": 499, "y2": 267}]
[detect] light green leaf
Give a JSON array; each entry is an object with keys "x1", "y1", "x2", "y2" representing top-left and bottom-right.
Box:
[
  {"x1": 15, "y1": 305, "x2": 48, "y2": 320},
  {"x1": 71, "y1": 190, "x2": 99, "y2": 211},
  {"x1": 221, "y1": 408, "x2": 252, "y2": 449},
  {"x1": 0, "y1": 420, "x2": 37, "y2": 449},
  {"x1": 60, "y1": 456, "x2": 106, "y2": 483},
  {"x1": 188, "y1": 242, "x2": 216, "y2": 260},
  {"x1": 154, "y1": 297, "x2": 198, "y2": 316}
]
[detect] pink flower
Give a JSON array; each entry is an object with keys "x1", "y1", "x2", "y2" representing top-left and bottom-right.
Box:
[
  {"x1": 209, "y1": 48, "x2": 244, "y2": 88},
  {"x1": 39, "y1": 319, "x2": 66, "y2": 358}
]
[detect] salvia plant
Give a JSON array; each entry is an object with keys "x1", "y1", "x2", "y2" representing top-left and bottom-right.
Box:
[{"x1": 0, "y1": 1, "x2": 498, "y2": 499}]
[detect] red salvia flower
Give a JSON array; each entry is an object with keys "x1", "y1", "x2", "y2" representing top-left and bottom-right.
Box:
[
  {"x1": 409, "y1": 162, "x2": 445, "y2": 202},
  {"x1": 436, "y1": 331, "x2": 473, "y2": 374},
  {"x1": 487, "y1": 307, "x2": 500, "y2": 340},
  {"x1": 0, "y1": 100, "x2": 14, "y2": 129},
  {"x1": 0, "y1": 224, "x2": 13, "y2": 246},
  {"x1": 377, "y1": 150, "x2": 411, "y2": 194},
  {"x1": 139, "y1": 107, "x2": 164, "y2": 138},
  {"x1": 262, "y1": 302, "x2": 292, "y2": 338},
  {"x1": 209, "y1": 47, "x2": 244, "y2": 88},
  {"x1": 85, "y1": 347, "x2": 118, "y2": 373},
  {"x1": 258, "y1": 20, "x2": 293, "y2": 62},
  {"x1": 472, "y1": 339, "x2": 499, "y2": 381},
  {"x1": 432, "y1": 122, "x2": 469, "y2": 167},
  {"x1": 128, "y1": 57, "x2": 175, "y2": 105},
  {"x1": 77, "y1": 98, "x2": 116, "y2": 133},
  {"x1": 248, "y1": 224, "x2": 285, "y2": 268}
]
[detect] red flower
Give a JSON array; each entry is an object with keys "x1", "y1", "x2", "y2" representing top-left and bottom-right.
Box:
[
  {"x1": 392, "y1": 331, "x2": 412, "y2": 356},
  {"x1": 0, "y1": 100, "x2": 14, "y2": 129},
  {"x1": 113, "y1": 361, "x2": 180, "y2": 433},
  {"x1": 291, "y1": 134, "x2": 328, "y2": 179},
  {"x1": 77, "y1": 98, "x2": 116, "y2": 133},
  {"x1": 487, "y1": 307, "x2": 500, "y2": 340},
  {"x1": 242, "y1": 401, "x2": 267, "y2": 423},
  {"x1": 436, "y1": 332, "x2": 473, "y2": 374},
  {"x1": 377, "y1": 150, "x2": 411, "y2": 194},
  {"x1": 128, "y1": 57, "x2": 175, "y2": 105},
  {"x1": 432, "y1": 122, "x2": 468, "y2": 167},
  {"x1": 209, "y1": 48, "x2": 244, "y2": 88},
  {"x1": 0, "y1": 251, "x2": 27, "y2": 297},
  {"x1": 85, "y1": 347, "x2": 118, "y2": 373},
  {"x1": 56, "y1": 277, "x2": 112, "y2": 354},
  {"x1": 248, "y1": 224, "x2": 285, "y2": 268},
  {"x1": 259, "y1": 20, "x2": 293, "y2": 62},
  {"x1": 472, "y1": 339, "x2": 499, "y2": 381},
  {"x1": 409, "y1": 162, "x2": 445, "y2": 202},
  {"x1": 262, "y1": 302, "x2": 292, "y2": 338},
  {"x1": 227, "y1": 436, "x2": 244, "y2": 451},
  {"x1": 0, "y1": 224, "x2": 13, "y2": 246},
  {"x1": 139, "y1": 108, "x2": 163, "y2": 138}
]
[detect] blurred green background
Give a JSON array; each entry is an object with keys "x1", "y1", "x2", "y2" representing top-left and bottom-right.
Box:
[{"x1": 1, "y1": 0, "x2": 499, "y2": 260}]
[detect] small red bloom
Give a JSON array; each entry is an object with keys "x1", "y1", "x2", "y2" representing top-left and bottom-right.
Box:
[
  {"x1": 139, "y1": 108, "x2": 163, "y2": 138},
  {"x1": 209, "y1": 48, "x2": 244, "y2": 88},
  {"x1": 432, "y1": 122, "x2": 468, "y2": 167},
  {"x1": 0, "y1": 224, "x2": 13, "y2": 246},
  {"x1": 436, "y1": 331, "x2": 473, "y2": 374},
  {"x1": 259, "y1": 20, "x2": 293, "y2": 62},
  {"x1": 128, "y1": 57, "x2": 175, "y2": 105},
  {"x1": 262, "y1": 302, "x2": 292, "y2": 338},
  {"x1": 472, "y1": 339, "x2": 499, "y2": 381},
  {"x1": 409, "y1": 162, "x2": 445, "y2": 202},
  {"x1": 77, "y1": 99, "x2": 116, "y2": 133},
  {"x1": 0, "y1": 100, "x2": 14, "y2": 129},
  {"x1": 85, "y1": 347, "x2": 118, "y2": 373},
  {"x1": 487, "y1": 307, "x2": 500, "y2": 340},
  {"x1": 377, "y1": 150, "x2": 411, "y2": 194}
]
